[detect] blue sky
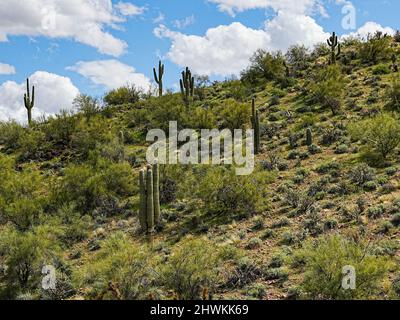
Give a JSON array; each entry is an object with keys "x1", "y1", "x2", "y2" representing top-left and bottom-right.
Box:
[{"x1": 0, "y1": 0, "x2": 399, "y2": 122}]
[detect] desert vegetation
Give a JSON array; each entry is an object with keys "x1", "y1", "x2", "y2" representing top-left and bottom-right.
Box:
[{"x1": 0, "y1": 31, "x2": 400, "y2": 300}]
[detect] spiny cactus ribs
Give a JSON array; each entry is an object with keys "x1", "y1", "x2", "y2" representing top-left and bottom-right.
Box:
[
  {"x1": 251, "y1": 98, "x2": 261, "y2": 154},
  {"x1": 24, "y1": 78, "x2": 35, "y2": 126},
  {"x1": 327, "y1": 32, "x2": 341, "y2": 65},
  {"x1": 139, "y1": 163, "x2": 161, "y2": 235},
  {"x1": 180, "y1": 67, "x2": 194, "y2": 105},
  {"x1": 153, "y1": 60, "x2": 165, "y2": 97}
]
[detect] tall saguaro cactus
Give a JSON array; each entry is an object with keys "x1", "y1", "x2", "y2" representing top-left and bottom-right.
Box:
[
  {"x1": 180, "y1": 67, "x2": 194, "y2": 106},
  {"x1": 24, "y1": 78, "x2": 35, "y2": 126},
  {"x1": 306, "y1": 128, "x2": 313, "y2": 146},
  {"x1": 153, "y1": 60, "x2": 164, "y2": 97},
  {"x1": 251, "y1": 98, "x2": 261, "y2": 155},
  {"x1": 139, "y1": 164, "x2": 161, "y2": 235},
  {"x1": 327, "y1": 32, "x2": 341, "y2": 65}
]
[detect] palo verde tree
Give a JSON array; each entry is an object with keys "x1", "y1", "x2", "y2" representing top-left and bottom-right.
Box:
[
  {"x1": 23, "y1": 78, "x2": 35, "y2": 126},
  {"x1": 180, "y1": 67, "x2": 194, "y2": 106},
  {"x1": 327, "y1": 32, "x2": 341, "y2": 65},
  {"x1": 153, "y1": 60, "x2": 165, "y2": 97}
]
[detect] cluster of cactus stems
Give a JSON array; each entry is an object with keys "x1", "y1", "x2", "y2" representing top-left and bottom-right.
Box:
[
  {"x1": 180, "y1": 67, "x2": 194, "y2": 105},
  {"x1": 251, "y1": 98, "x2": 261, "y2": 154},
  {"x1": 327, "y1": 32, "x2": 341, "y2": 65},
  {"x1": 24, "y1": 78, "x2": 35, "y2": 126},
  {"x1": 139, "y1": 164, "x2": 161, "y2": 235},
  {"x1": 153, "y1": 60, "x2": 165, "y2": 97},
  {"x1": 306, "y1": 128, "x2": 313, "y2": 146}
]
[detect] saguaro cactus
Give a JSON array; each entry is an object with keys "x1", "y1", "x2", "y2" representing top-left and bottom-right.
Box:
[
  {"x1": 153, "y1": 60, "x2": 164, "y2": 97},
  {"x1": 180, "y1": 67, "x2": 194, "y2": 105},
  {"x1": 251, "y1": 98, "x2": 261, "y2": 154},
  {"x1": 306, "y1": 128, "x2": 313, "y2": 146},
  {"x1": 327, "y1": 32, "x2": 341, "y2": 65},
  {"x1": 24, "y1": 78, "x2": 35, "y2": 126},
  {"x1": 139, "y1": 164, "x2": 161, "y2": 234}
]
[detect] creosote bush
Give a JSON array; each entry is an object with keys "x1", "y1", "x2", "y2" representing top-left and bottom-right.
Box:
[{"x1": 292, "y1": 235, "x2": 392, "y2": 300}]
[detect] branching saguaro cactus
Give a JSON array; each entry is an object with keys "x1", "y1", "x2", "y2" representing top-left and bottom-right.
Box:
[
  {"x1": 153, "y1": 60, "x2": 165, "y2": 97},
  {"x1": 327, "y1": 32, "x2": 341, "y2": 65},
  {"x1": 251, "y1": 98, "x2": 261, "y2": 154},
  {"x1": 24, "y1": 78, "x2": 35, "y2": 126},
  {"x1": 180, "y1": 67, "x2": 194, "y2": 105},
  {"x1": 139, "y1": 164, "x2": 161, "y2": 235},
  {"x1": 306, "y1": 128, "x2": 313, "y2": 146}
]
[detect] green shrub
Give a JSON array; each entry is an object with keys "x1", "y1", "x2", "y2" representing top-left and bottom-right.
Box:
[
  {"x1": 194, "y1": 167, "x2": 272, "y2": 219},
  {"x1": 349, "y1": 113, "x2": 400, "y2": 159},
  {"x1": 309, "y1": 64, "x2": 346, "y2": 115},
  {"x1": 0, "y1": 121, "x2": 25, "y2": 151},
  {"x1": 53, "y1": 158, "x2": 134, "y2": 214},
  {"x1": 162, "y1": 237, "x2": 223, "y2": 300},
  {"x1": 373, "y1": 64, "x2": 391, "y2": 75},
  {"x1": 75, "y1": 232, "x2": 155, "y2": 300},
  {"x1": 0, "y1": 225, "x2": 62, "y2": 298},
  {"x1": 104, "y1": 85, "x2": 142, "y2": 106},
  {"x1": 292, "y1": 235, "x2": 392, "y2": 300},
  {"x1": 385, "y1": 75, "x2": 400, "y2": 110},
  {"x1": 359, "y1": 33, "x2": 392, "y2": 65}
]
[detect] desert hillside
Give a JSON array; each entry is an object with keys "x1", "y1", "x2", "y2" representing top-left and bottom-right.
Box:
[{"x1": 0, "y1": 32, "x2": 400, "y2": 300}]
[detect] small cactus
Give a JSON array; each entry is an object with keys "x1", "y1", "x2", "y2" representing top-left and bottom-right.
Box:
[
  {"x1": 139, "y1": 164, "x2": 161, "y2": 235},
  {"x1": 23, "y1": 78, "x2": 35, "y2": 126},
  {"x1": 251, "y1": 98, "x2": 261, "y2": 154},
  {"x1": 306, "y1": 128, "x2": 313, "y2": 146},
  {"x1": 327, "y1": 32, "x2": 341, "y2": 64},
  {"x1": 153, "y1": 60, "x2": 164, "y2": 97},
  {"x1": 180, "y1": 67, "x2": 194, "y2": 106}
]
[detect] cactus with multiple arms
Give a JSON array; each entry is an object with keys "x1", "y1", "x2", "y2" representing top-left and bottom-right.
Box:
[
  {"x1": 251, "y1": 98, "x2": 261, "y2": 154},
  {"x1": 139, "y1": 163, "x2": 161, "y2": 234},
  {"x1": 327, "y1": 32, "x2": 341, "y2": 64},
  {"x1": 180, "y1": 67, "x2": 194, "y2": 105},
  {"x1": 24, "y1": 78, "x2": 35, "y2": 126},
  {"x1": 153, "y1": 60, "x2": 165, "y2": 97}
]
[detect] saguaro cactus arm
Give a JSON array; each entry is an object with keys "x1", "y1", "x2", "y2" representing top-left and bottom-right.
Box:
[
  {"x1": 327, "y1": 32, "x2": 341, "y2": 64},
  {"x1": 139, "y1": 169, "x2": 147, "y2": 231},
  {"x1": 180, "y1": 67, "x2": 194, "y2": 105},
  {"x1": 153, "y1": 60, "x2": 164, "y2": 97},
  {"x1": 251, "y1": 98, "x2": 261, "y2": 154},
  {"x1": 24, "y1": 78, "x2": 35, "y2": 125}
]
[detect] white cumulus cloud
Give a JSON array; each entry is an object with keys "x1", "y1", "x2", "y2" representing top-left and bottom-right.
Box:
[
  {"x1": 0, "y1": 63, "x2": 16, "y2": 75},
  {"x1": 68, "y1": 60, "x2": 151, "y2": 91},
  {"x1": 208, "y1": 0, "x2": 326, "y2": 16},
  {"x1": 154, "y1": 11, "x2": 328, "y2": 77},
  {"x1": 0, "y1": 71, "x2": 80, "y2": 123},
  {"x1": 0, "y1": 0, "x2": 143, "y2": 57},
  {"x1": 115, "y1": 2, "x2": 145, "y2": 16},
  {"x1": 343, "y1": 21, "x2": 395, "y2": 40}
]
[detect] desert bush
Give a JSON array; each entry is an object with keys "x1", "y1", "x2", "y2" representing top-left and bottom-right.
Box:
[
  {"x1": 104, "y1": 85, "x2": 143, "y2": 106},
  {"x1": 218, "y1": 99, "x2": 250, "y2": 131},
  {"x1": 162, "y1": 237, "x2": 223, "y2": 300},
  {"x1": 75, "y1": 232, "x2": 155, "y2": 300},
  {"x1": 73, "y1": 94, "x2": 101, "y2": 122},
  {"x1": 349, "y1": 113, "x2": 400, "y2": 159},
  {"x1": 348, "y1": 163, "x2": 375, "y2": 186},
  {"x1": 194, "y1": 167, "x2": 271, "y2": 219},
  {"x1": 0, "y1": 121, "x2": 25, "y2": 151},
  {"x1": 53, "y1": 158, "x2": 134, "y2": 214},
  {"x1": 385, "y1": 75, "x2": 400, "y2": 110},
  {"x1": 292, "y1": 235, "x2": 392, "y2": 299},
  {"x1": 0, "y1": 156, "x2": 45, "y2": 231},
  {"x1": 0, "y1": 225, "x2": 61, "y2": 298},
  {"x1": 309, "y1": 64, "x2": 346, "y2": 115},
  {"x1": 359, "y1": 32, "x2": 392, "y2": 65},
  {"x1": 241, "y1": 50, "x2": 286, "y2": 85},
  {"x1": 285, "y1": 45, "x2": 310, "y2": 76}
]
